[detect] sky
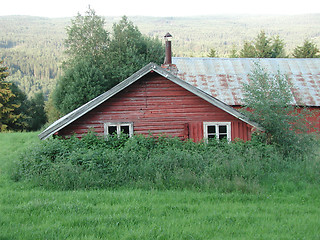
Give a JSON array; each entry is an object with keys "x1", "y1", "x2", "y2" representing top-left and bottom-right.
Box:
[{"x1": 1, "y1": 0, "x2": 320, "y2": 17}]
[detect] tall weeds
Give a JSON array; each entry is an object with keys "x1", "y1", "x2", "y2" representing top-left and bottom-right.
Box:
[{"x1": 11, "y1": 132, "x2": 320, "y2": 192}]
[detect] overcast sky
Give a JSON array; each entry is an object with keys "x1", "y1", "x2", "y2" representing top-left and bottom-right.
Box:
[{"x1": 1, "y1": 0, "x2": 320, "y2": 17}]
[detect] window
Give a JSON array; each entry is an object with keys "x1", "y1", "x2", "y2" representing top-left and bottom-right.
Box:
[
  {"x1": 104, "y1": 122, "x2": 133, "y2": 137},
  {"x1": 203, "y1": 122, "x2": 231, "y2": 141}
]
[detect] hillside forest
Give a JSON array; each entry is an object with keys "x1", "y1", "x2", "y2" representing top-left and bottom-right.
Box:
[{"x1": 0, "y1": 13, "x2": 320, "y2": 131}]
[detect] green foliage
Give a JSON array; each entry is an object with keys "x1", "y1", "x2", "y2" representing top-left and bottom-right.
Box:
[
  {"x1": 5, "y1": 82, "x2": 29, "y2": 130},
  {"x1": 293, "y1": 39, "x2": 320, "y2": 58},
  {"x1": 44, "y1": 92, "x2": 61, "y2": 123},
  {"x1": 26, "y1": 92, "x2": 47, "y2": 131},
  {"x1": 1, "y1": 16, "x2": 66, "y2": 98},
  {"x1": 242, "y1": 62, "x2": 317, "y2": 155},
  {"x1": 239, "y1": 31, "x2": 287, "y2": 58},
  {"x1": 53, "y1": 12, "x2": 165, "y2": 114},
  {"x1": 0, "y1": 60, "x2": 21, "y2": 131},
  {"x1": 53, "y1": 57, "x2": 107, "y2": 115},
  {"x1": 12, "y1": 132, "x2": 319, "y2": 191},
  {"x1": 228, "y1": 45, "x2": 239, "y2": 58},
  {"x1": 3, "y1": 14, "x2": 320, "y2": 99},
  {"x1": 53, "y1": 7, "x2": 112, "y2": 115},
  {"x1": 107, "y1": 16, "x2": 165, "y2": 83},
  {"x1": 271, "y1": 35, "x2": 287, "y2": 58},
  {"x1": 64, "y1": 7, "x2": 110, "y2": 67},
  {"x1": 239, "y1": 41, "x2": 257, "y2": 58},
  {"x1": 2, "y1": 132, "x2": 320, "y2": 240},
  {"x1": 207, "y1": 48, "x2": 218, "y2": 57},
  {"x1": 0, "y1": 65, "x2": 47, "y2": 131}
]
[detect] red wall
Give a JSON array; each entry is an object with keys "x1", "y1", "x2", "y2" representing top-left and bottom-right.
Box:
[
  {"x1": 295, "y1": 107, "x2": 320, "y2": 133},
  {"x1": 58, "y1": 72, "x2": 253, "y2": 141}
]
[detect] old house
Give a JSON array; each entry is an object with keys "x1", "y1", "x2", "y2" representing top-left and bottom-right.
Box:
[{"x1": 39, "y1": 34, "x2": 320, "y2": 141}]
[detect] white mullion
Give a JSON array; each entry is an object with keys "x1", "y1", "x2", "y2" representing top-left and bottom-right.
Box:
[
  {"x1": 216, "y1": 124, "x2": 219, "y2": 139},
  {"x1": 117, "y1": 124, "x2": 121, "y2": 135}
]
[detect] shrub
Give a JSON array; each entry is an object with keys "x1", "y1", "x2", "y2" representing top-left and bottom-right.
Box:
[
  {"x1": 242, "y1": 62, "x2": 318, "y2": 157},
  {"x1": 11, "y1": 133, "x2": 320, "y2": 192}
]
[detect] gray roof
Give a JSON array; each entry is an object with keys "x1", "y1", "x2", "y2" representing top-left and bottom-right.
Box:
[
  {"x1": 39, "y1": 63, "x2": 262, "y2": 140},
  {"x1": 172, "y1": 57, "x2": 320, "y2": 106}
]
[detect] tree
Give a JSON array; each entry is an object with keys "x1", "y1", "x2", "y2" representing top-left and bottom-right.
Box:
[
  {"x1": 270, "y1": 35, "x2": 287, "y2": 58},
  {"x1": 239, "y1": 31, "x2": 287, "y2": 58},
  {"x1": 293, "y1": 39, "x2": 320, "y2": 58},
  {"x1": 53, "y1": 12, "x2": 165, "y2": 115},
  {"x1": 45, "y1": 92, "x2": 61, "y2": 124},
  {"x1": 242, "y1": 62, "x2": 316, "y2": 155},
  {"x1": 254, "y1": 31, "x2": 272, "y2": 58},
  {"x1": 64, "y1": 6, "x2": 110, "y2": 67},
  {"x1": 0, "y1": 60, "x2": 21, "y2": 131},
  {"x1": 229, "y1": 45, "x2": 239, "y2": 58},
  {"x1": 107, "y1": 16, "x2": 165, "y2": 83},
  {"x1": 54, "y1": 57, "x2": 106, "y2": 115},
  {"x1": 53, "y1": 7, "x2": 112, "y2": 115},
  {"x1": 5, "y1": 83, "x2": 29, "y2": 130},
  {"x1": 3, "y1": 82, "x2": 47, "y2": 131},
  {"x1": 26, "y1": 92, "x2": 47, "y2": 131},
  {"x1": 207, "y1": 48, "x2": 218, "y2": 58},
  {"x1": 239, "y1": 41, "x2": 257, "y2": 58}
]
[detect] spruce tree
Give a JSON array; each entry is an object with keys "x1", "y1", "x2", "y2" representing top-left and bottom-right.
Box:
[
  {"x1": 293, "y1": 39, "x2": 320, "y2": 58},
  {"x1": 239, "y1": 31, "x2": 287, "y2": 58},
  {"x1": 0, "y1": 60, "x2": 21, "y2": 131}
]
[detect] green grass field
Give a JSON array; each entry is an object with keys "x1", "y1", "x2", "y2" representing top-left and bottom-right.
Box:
[{"x1": 1, "y1": 132, "x2": 319, "y2": 239}]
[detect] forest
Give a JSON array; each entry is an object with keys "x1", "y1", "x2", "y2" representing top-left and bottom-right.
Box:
[{"x1": 1, "y1": 14, "x2": 320, "y2": 99}]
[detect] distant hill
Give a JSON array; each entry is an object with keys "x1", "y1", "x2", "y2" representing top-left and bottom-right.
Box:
[{"x1": 1, "y1": 14, "x2": 320, "y2": 98}]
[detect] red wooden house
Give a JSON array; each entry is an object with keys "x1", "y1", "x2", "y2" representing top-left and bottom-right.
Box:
[
  {"x1": 39, "y1": 62, "x2": 261, "y2": 141},
  {"x1": 39, "y1": 34, "x2": 320, "y2": 141}
]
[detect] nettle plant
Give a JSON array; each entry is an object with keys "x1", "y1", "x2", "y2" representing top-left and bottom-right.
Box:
[{"x1": 242, "y1": 62, "x2": 317, "y2": 156}]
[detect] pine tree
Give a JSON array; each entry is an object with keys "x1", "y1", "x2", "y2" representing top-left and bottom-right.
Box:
[
  {"x1": 293, "y1": 39, "x2": 320, "y2": 58},
  {"x1": 6, "y1": 83, "x2": 29, "y2": 130},
  {"x1": 254, "y1": 31, "x2": 272, "y2": 58},
  {"x1": 239, "y1": 41, "x2": 257, "y2": 58},
  {"x1": 207, "y1": 48, "x2": 218, "y2": 58},
  {"x1": 0, "y1": 60, "x2": 21, "y2": 131},
  {"x1": 239, "y1": 31, "x2": 287, "y2": 58}
]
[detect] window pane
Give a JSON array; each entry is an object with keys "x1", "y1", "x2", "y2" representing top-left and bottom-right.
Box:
[
  {"x1": 208, "y1": 134, "x2": 216, "y2": 139},
  {"x1": 108, "y1": 126, "x2": 117, "y2": 135},
  {"x1": 120, "y1": 125, "x2": 130, "y2": 135},
  {"x1": 208, "y1": 126, "x2": 216, "y2": 133},
  {"x1": 219, "y1": 134, "x2": 227, "y2": 140},
  {"x1": 219, "y1": 125, "x2": 227, "y2": 134}
]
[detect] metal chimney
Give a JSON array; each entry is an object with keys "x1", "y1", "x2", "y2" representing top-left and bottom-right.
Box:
[
  {"x1": 162, "y1": 32, "x2": 178, "y2": 75},
  {"x1": 164, "y1": 32, "x2": 172, "y2": 65}
]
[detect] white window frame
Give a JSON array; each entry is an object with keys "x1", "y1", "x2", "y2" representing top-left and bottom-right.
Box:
[
  {"x1": 104, "y1": 122, "x2": 134, "y2": 137},
  {"x1": 203, "y1": 122, "x2": 231, "y2": 142}
]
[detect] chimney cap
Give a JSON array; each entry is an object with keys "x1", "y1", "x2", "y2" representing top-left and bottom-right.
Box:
[{"x1": 164, "y1": 32, "x2": 172, "y2": 41}]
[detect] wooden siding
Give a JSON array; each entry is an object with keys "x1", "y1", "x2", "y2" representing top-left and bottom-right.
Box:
[
  {"x1": 58, "y1": 72, "x2": 253, "y2": 141},
  {"x1": 297, "y1": 107, "x2": 320, "y2": 133}
]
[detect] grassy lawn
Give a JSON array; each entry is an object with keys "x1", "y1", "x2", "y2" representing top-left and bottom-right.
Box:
[{"x1": 0, "y1": 132, "x2": 319, "y2": 239}]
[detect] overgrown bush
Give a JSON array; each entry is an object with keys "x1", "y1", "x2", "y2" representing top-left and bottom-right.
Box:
[
  {"x1": 242, "y1": 62, "x2": 319, "y2": 157},
  {"x1": 11, "y1": 132, "x2": 320, "y2": 192}
]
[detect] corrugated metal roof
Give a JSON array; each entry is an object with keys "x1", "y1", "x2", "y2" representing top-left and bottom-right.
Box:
[{"x1": 172, "y1": 57, "x2": 320, "y2": 106}]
